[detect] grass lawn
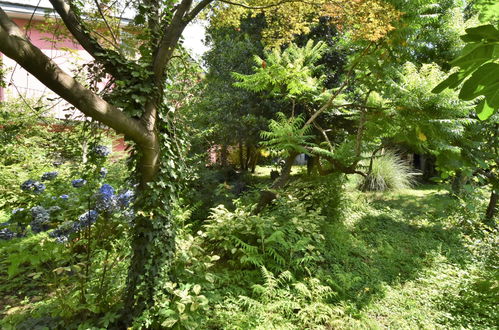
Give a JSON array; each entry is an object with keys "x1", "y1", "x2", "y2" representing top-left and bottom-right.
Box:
[{"x1": 331, "y1": 184, "x2": 498, "y2": 328}]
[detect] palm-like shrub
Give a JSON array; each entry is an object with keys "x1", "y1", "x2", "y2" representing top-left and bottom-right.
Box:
[
  {"x1": 358, "y1": 151, "x2": 416, "y2": 192},
  {"x1": 260, "y1": 112, "x2": 314, "y2": 157}
]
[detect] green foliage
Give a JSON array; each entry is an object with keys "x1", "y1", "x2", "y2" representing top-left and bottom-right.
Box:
[
  {"x1": 233, "y1": 40, "x2": 328, "y2": 102},
  {"x1": 371, "y1": 62, "x2": 473, "y2": 156},
  {"x1": 204, "y1": 198, "x2": 327, "y2": 274},
  {"x1": 215, "y1": 267, "x2": 342, "y2": 329},
  {"x1": 358, "y1": 151, "x2": 416, "y2": 192},
  {"x1": 432, "y1": 24, "x2": 499, "y2": 120},
  {"x1": 260, "y1": 112, "x2": 314, "y2": 157},
  {"x1": 471, "y1": 0, "x2": 499, "y2": 24},
  {"x1": 286, "y1": 173, "x2": 345, "y2": 220}
]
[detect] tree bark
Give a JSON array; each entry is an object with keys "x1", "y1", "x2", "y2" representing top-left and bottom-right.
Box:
[
  {"x1": 220, "y1": 144, "x2": 228, "y2": 167},
  {"x1": 1, "y1": 0, "x2": 217, "y2": 325},
  {"x1": 485, "y1": 189, "x2": 498, "y2": 224},
  {"x1": 238, "y1": 141, "x2": 246, "y2": 171},
  {"x1": 254, "y1": 152, "x2": 297, "y2": 214},
  {"x1": 250, "y1": 148, "x2": 259, "y2": 173}
]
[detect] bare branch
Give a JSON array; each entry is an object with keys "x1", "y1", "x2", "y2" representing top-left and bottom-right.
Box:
[{"x1": 92, "y1": 0, "x2": 120, "y2": 47}]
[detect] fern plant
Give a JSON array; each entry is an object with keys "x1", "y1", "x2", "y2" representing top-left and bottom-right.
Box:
[
  {"x1": 203, "y1": 195, "x2": 328, "y2": 274},
  {"x1": 214, "y1": 267, "x2": 341, "y2": 329},
  {"x1": 260, "y1": 112, "x2": 315, "y2": 157}
]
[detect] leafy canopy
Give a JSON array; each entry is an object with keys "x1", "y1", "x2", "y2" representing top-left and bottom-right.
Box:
[
  {"x1": 432, "y1": 24, "x2": 499, "y2": 120},
  {"x1": 209, "y1": 0, "x2": 401, "y2": 47},
  {"x1": 233, "y1": 40, "x2": 328, "y2": 101}
]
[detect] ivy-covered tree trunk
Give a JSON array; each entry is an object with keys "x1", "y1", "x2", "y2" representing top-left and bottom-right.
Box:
[{"x1": 0, "y1": 0, "x2": 214, "y2": 323}]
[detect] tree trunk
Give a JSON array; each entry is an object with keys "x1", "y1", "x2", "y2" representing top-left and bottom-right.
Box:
[
  {"x1": 250, "y1": 148, "x2": 259, "y2": 173},
  {"x1": 451, "y1": 170, "x2": 465, "y2": 196},
  {"x1": 238, "y1": 141, "x2": 245, "y2": 171},
  {"x1": 245, "y1": 144, "x2": 253, "y2": 170},
  {"x1": 220, "y1": 144, "x2": 228, "y2": 167},
  {"x1": 122, "y1": 134, "x2": 177, "y2": 323},
  {"x1": 307, "y1": 155, "x2": 317, "y2": 175},
  {"x1": 254, "y1": 152, "x2": 297, "y2": 214},
  {"x1": 485, "y1": 189, "x2": 498, "y2": 224}
]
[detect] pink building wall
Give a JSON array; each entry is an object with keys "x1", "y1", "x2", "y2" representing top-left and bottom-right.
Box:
[{"x1": 1, "y1": 17, "x2": 92, "y2": 118}]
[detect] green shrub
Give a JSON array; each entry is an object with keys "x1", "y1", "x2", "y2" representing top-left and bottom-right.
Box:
[
  {"x1": 203, "y1": 197, "x2": 327, "y2": 274},
  {"x1": 213, "y1": 267, "x2": 342, "y2": 329},
  {"x1": 358, "y1": 151, "x2": 416, "y2": 192},
  {"x1": 286, "y1": 173, "x2": 345, "y2": 220}
]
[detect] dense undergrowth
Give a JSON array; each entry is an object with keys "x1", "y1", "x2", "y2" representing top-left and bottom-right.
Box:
[{"x1": 1, "y1": 165, "x2": 497, "y2": 328}]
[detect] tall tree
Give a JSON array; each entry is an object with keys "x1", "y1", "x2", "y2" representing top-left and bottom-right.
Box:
[{"x1": 0, "y1": 0, "x2": 214, "y2": 322}]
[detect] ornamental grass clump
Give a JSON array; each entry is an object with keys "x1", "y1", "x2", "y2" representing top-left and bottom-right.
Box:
[{"x1": 358, "y1": 151, "x2": 416, "y2": 192}]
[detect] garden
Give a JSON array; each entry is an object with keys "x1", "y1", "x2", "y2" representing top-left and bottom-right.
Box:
[{"x1": 0, "y1": 0, "x2": 497, "y2": 328}]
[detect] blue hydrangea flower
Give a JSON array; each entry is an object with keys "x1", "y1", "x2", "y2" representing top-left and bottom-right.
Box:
[
  {"x1": 72, "y1": 179, "x2": 87, "y2": 188},
  {"x1": 117, "y1": 190, "x2": 135, "y2": 209},
  {"x1": 0, "y1": 228, "x2": 18, "y2": 240},
  {"x1": 60, "y1": 194, "x2": 69, "y2": 200},
  {"x1": 100, "y1": 167, "x2": 108, "y2": 178},
  {"x1": 99, "y1": 184, "x2": 114, "y2": 196},
  {"x1": 34, "y1": 182, "x2": 46, "y2": 194},
  {"x1": 21, "y1": 179, "x2": 37, "y2": 191},
  {"x1": 73, "y1": 210, "x2": 98, "y2": 230},
  {"x1": 41, "y1": 171, "x2": 58, "y2": 181},
  {"x1": 96, "y1": 184, "x2": 116, "y2": 212},
  {"x1": 49, "y1": 221, "x2": 76, "y2": 243},
  {"x1": 93, "y1": 145, "x2": 111, "y2": 157},
  {"x1": 30, "y1": 206, "x2": 50, "y2": 233}
]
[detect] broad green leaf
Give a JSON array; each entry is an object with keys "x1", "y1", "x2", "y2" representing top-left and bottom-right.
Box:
[
  {"x1": 459, "y1": 63, "x2": 499, "y2": 106},
  {"x1": 461, "y1": 25, "x2": 499, "y2": 43},
  {"x1": 432, "y1": 67, "x2": 478, "y2": 93},
  {"x1": 477, "y1": 99, "x2": 495, "y2": 120},
  {"x1": 451, "y1": 43, "x2": 497, "y2": 69}
]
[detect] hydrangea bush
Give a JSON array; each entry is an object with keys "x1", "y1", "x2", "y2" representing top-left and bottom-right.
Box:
[{"x1": 1, "y1": 144, "x2": 134, "y2": 243}]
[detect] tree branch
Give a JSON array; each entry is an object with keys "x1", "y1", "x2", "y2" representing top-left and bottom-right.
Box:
[
  {"x1": 0, "y1": 9, "x2": 149, "y2": 145},
  {"x1": 185, "y1": 0, "x2": 214, "y2": 22},
  {"x1": 92, "y1": 0, "x2": 120, "y2": 48},
  {"x1": 48, "y1": 0, "x2": 124, "y2": 78},
  {"x1": 305, "y1": 42, "x2": 375, "y2": 126},
  {"x1": 218, "y1": 0, "x2": 321, "y2": 10},
  {"x1": 152, "y1": 0, "x2": 192, "y2": 80}
]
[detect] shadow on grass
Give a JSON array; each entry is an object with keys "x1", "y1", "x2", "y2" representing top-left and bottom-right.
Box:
[
  {"x1": 369, "y1": 189, "x2": 458, "y2": 220},
  {"x1": 323, "y1": 190, "x2": 470, "y2": 312}
]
